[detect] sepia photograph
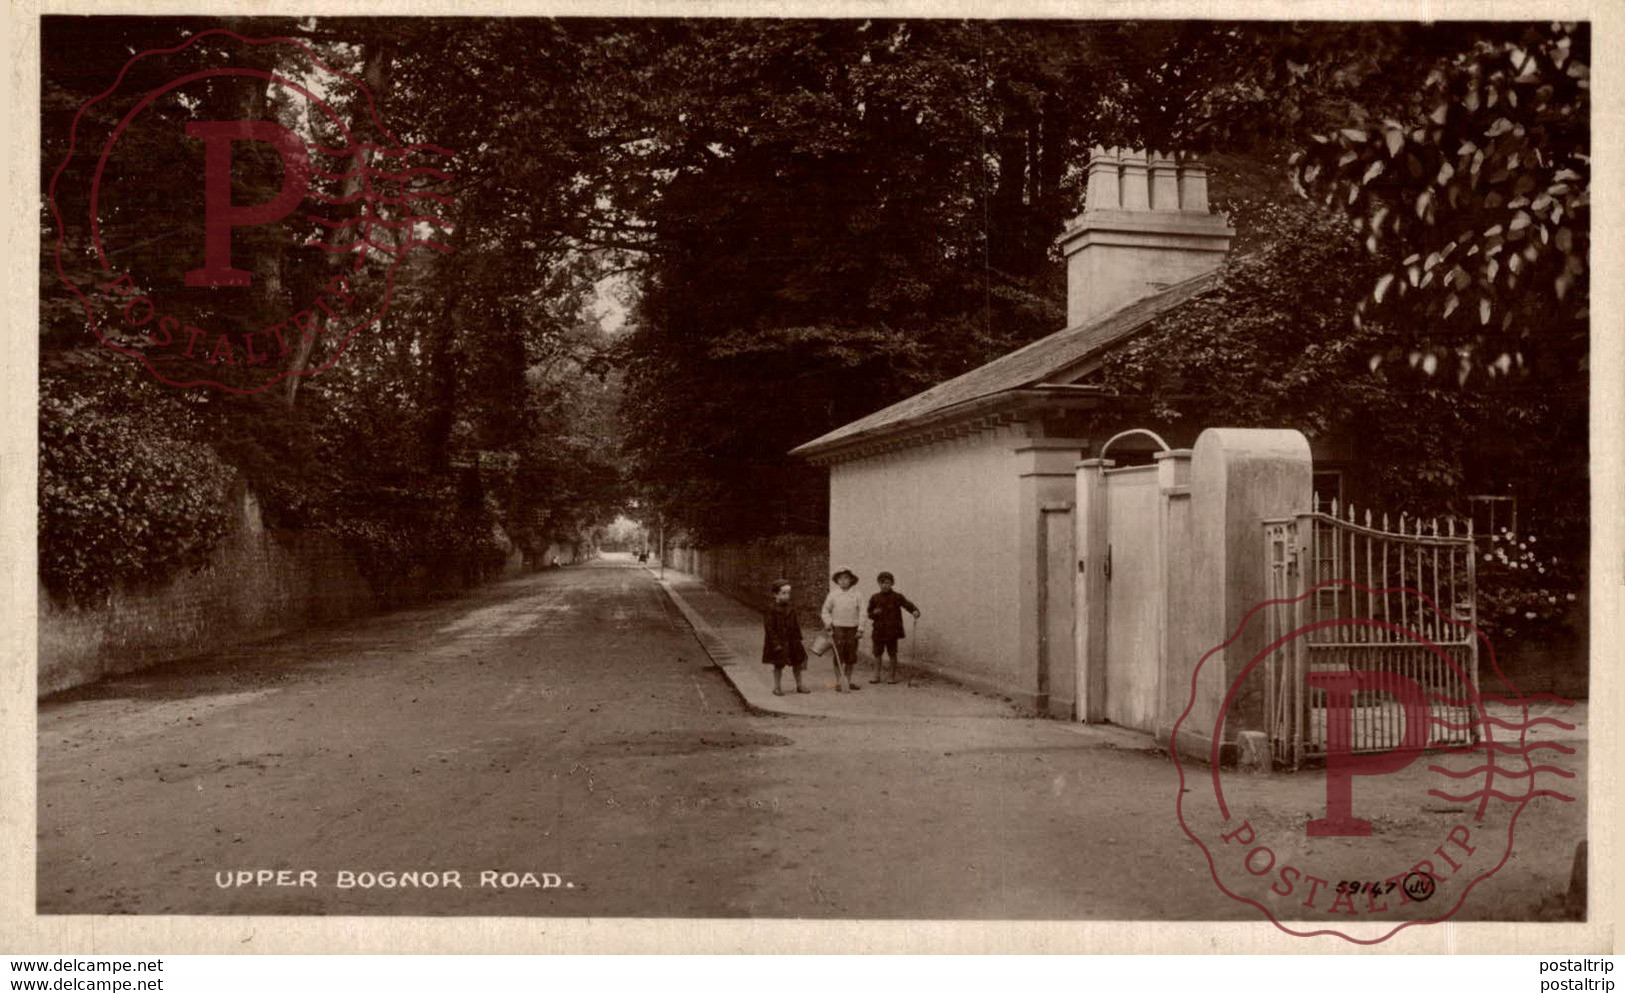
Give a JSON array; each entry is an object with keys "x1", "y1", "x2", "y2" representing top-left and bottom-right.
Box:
[{"x1": 27, "y1": 13, "x2": 1596, "y2": 942}]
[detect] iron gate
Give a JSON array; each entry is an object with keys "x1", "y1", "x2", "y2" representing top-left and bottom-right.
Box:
[{"x1": 1263, "y1": 503, "x2": 1479, "y2": 770}]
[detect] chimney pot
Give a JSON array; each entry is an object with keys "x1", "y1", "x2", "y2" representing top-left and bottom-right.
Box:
[
  {"x1": 1178, "y1": 159, "x2": 1211, "y2": 213},
  {"x1": 1118, "y1": 149, "x2": 1150, "y2": 211},
  {"x1": 1149, "y1": 151, "x2": 1180, "y2": 211},
  {"x1": 1056, "y1": 148, "x2": 1233, "y2": 328},
  {"x1": 1084, "y1": 147, "x2": 1121, "y2": 211}
]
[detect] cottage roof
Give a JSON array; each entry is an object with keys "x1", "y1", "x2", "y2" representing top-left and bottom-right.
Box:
[{"x1": 789, "y1": 269, "x2": 1218, "y2": 459}]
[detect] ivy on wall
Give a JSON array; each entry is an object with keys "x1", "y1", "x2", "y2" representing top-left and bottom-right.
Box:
[{"x1": 39, "y1": 366, "x2": 235, "y2": 603}]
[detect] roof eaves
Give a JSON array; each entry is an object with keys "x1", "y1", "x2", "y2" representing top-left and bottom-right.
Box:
[
  {"x1": 792, "y1": 386, "x2": 1105, "y2": 464},
  {"x1": 789, "y1": 391, "x2": 1020, "y2": 462},
  {"x1": 790, "y1": 269, "x2": 1221, "y2": 459}
]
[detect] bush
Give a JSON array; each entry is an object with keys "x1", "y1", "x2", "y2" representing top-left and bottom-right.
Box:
[
  {"x1": 39, "y1": 374, "x2": 235, "y2": 603},
  {"x1": 1476, "y1": 530, "x2": 1583, "y2": 642},
  {"x1": 317, "y1": 476, "x2": 510, "y2": 598}
]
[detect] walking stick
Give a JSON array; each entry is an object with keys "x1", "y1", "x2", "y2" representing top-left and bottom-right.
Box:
[
  {"x1": 828, "y1": 628, "x2": 846, "y2": 691},
  {"x1": 907, "y1": 613, "x2": 919, "y2": 685}
]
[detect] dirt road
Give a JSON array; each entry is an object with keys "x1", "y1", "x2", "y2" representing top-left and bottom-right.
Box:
[{"x1": 37, "y1": 559, "x2": 1585, "y2": 921}]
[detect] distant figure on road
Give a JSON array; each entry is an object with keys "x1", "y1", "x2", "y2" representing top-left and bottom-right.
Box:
[
  {"x1": 637, "y1": 549, "x2": 648, "y2": 564},
  {"x1": 821, "y1": 568, "x2": 865, "y2": 693},
  {"x1": 867, "y1": 571, "x2": 920, "y2": 685},
  {"x1": 762, "y1": 579, "x2": 810, "y2": 696}
]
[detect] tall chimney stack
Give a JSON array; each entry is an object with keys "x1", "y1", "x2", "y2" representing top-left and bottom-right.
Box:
[{"x1": 1057, "y1": 148, "x2": 1234, "y2": 328}]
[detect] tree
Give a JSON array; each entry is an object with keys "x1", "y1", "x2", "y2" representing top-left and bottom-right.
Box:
[
  {"x1": 38, "y1": 16, "x2": 638, "y2": 603},
  {"x1": 610, "y1": 20, "x2": 1596, "y2": 540},
  {"x1": 1284, "y1": 24, "x2": 1587, "y2": 372},
  {"x1": 1097, "y1": 190, "x2": 1586, "y2": 558},
  {"x1": 615, "y1": 20, "x2": 1191, "y2": 540},
  {"x1": 40, "y1": 19, "x2": 1589, "y2": 593}
]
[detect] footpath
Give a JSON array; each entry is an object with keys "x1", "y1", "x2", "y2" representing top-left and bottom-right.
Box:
[
  {"x1": 646, "y1": 562, "x2": 1588, "y2": 741},
  {"x1": 646, "y1": 564, "x2": 1151, "y2": 749}
]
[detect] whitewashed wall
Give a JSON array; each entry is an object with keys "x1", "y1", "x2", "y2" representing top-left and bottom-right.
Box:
[{"x1": 826, "y1": 425, "x2": 1025, "y2": 692}]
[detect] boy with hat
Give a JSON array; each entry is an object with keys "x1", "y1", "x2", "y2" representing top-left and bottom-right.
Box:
[{"x1": 820, "y1": 568, "x2": 865, "y2": 692}]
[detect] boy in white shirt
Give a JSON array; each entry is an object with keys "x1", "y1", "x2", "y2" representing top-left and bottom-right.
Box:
[{"x1": 820, "y1": 568, "x2": 865, "y2": 692}]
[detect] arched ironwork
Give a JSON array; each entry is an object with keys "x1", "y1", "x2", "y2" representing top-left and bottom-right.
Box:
[{"x1": 1098, "y1": 428, "x2": 1172, "y2": 461}]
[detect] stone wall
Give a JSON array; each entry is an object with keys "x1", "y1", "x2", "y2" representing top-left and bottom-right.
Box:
[
  {"x1": 39, "y1": 528, "x2": 375, "y2": 696},
  {"x1": 38, "y1": 491, "x2": 530, "y2": 696},
  {"x1": 662, "y1": 534, "x2": 829, "y2": 618},
  {"x1": 1492, "y1": 624, "x2": 1589, "y2": 701}
]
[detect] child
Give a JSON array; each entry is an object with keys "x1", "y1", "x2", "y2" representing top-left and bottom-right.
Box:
[
  {"x1": 761, "y1": 579, "x2": 811, "y2": 695},
  {"x1": 867, "y1": 571, "x2": 921, "y2": 684},
  {"x1": 820, "y1": 568, "x2": 865, "y2": 692}
]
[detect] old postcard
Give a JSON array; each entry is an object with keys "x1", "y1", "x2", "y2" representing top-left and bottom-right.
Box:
[{"x1": 4, "y1": 1, "x2": 1617, "y2": 955}]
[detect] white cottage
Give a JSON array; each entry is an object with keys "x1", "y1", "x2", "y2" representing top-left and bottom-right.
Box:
[{"x1": 790, "y1": 149, "x2": 1238, "y2": 719}]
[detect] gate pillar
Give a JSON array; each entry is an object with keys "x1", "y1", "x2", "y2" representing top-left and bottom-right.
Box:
[
  {"x1": 1017, "y1": 439, "x2": 1089, "y2": 715},
  {"x1": 1161, "y1": 429, "x2": 1312, "y2": 763},
  {"x1": 1154, "y1": 447, "x2": 1192, "y2": 743}
]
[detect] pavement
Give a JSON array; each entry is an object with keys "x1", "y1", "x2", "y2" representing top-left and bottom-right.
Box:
[
  {"x1": 649, "y1": 565, "x2": 1022, "y2": 721},
  {"x1": 648, "y1": 562, "x2": 1589, "y2": 740},
  {"x1": 648, "y1": 564, "x2": 1157, "y2": 752}
]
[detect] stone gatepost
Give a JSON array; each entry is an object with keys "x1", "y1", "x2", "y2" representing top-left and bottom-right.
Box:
[{"x1": 1161, "y1": 428, "x2": 1312, "y2": 765}]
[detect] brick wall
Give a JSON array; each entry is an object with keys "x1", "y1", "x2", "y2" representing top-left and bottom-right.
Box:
[
  {"x1": 663, "y1": 534, "x2": 829, "y2": 618},
  {"x1": 38, "y1": 528, "x2": 376, "y2": 695},
  {"x1": 1493, "y1": 626, "x2": 1589, "y2": 700}
]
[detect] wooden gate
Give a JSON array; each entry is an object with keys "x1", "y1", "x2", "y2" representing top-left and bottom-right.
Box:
[
  {"x1": 1101, "y1": 463, "x2": 1163, "y2": 731},
  {"x1": 1262, "y1": 503, "x2": 1479, "y2": 769},
  {"x1": 1037, "y1": 501, "x2": 1077, "y2": 715}
]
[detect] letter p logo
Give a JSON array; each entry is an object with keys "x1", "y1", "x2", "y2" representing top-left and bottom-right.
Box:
[
  {"x1": 185, "y1": 120, "x2": 310, "y2": 287},
  {"x1": 1307, "y1": 669, "x2": 1430, "y2": 837}
]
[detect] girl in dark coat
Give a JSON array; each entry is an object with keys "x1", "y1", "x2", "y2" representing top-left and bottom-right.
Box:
[{"x1": 762, "y1": 579, "x2": 811, "y2": 695}]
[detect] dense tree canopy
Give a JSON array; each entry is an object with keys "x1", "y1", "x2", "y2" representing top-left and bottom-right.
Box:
[
  {"x1": 39, "y1": 18, "x2": 1589, "y2": 601},
  {"x1": 618, "y1": 21, "x2": 1193, "y2": 539},
  {"x1": 1290, "y1": 22, "x2": 1588, "y2": 375},
  {"x1": 610, "y1": 20, "x2": 1589, "y2": 541},
  {"x1": 1097, "y1": 192, "x2": 1587, "y2": 552},
  {"x1": 41, "y1": 17, "x2": 630, "y2": 600}
]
